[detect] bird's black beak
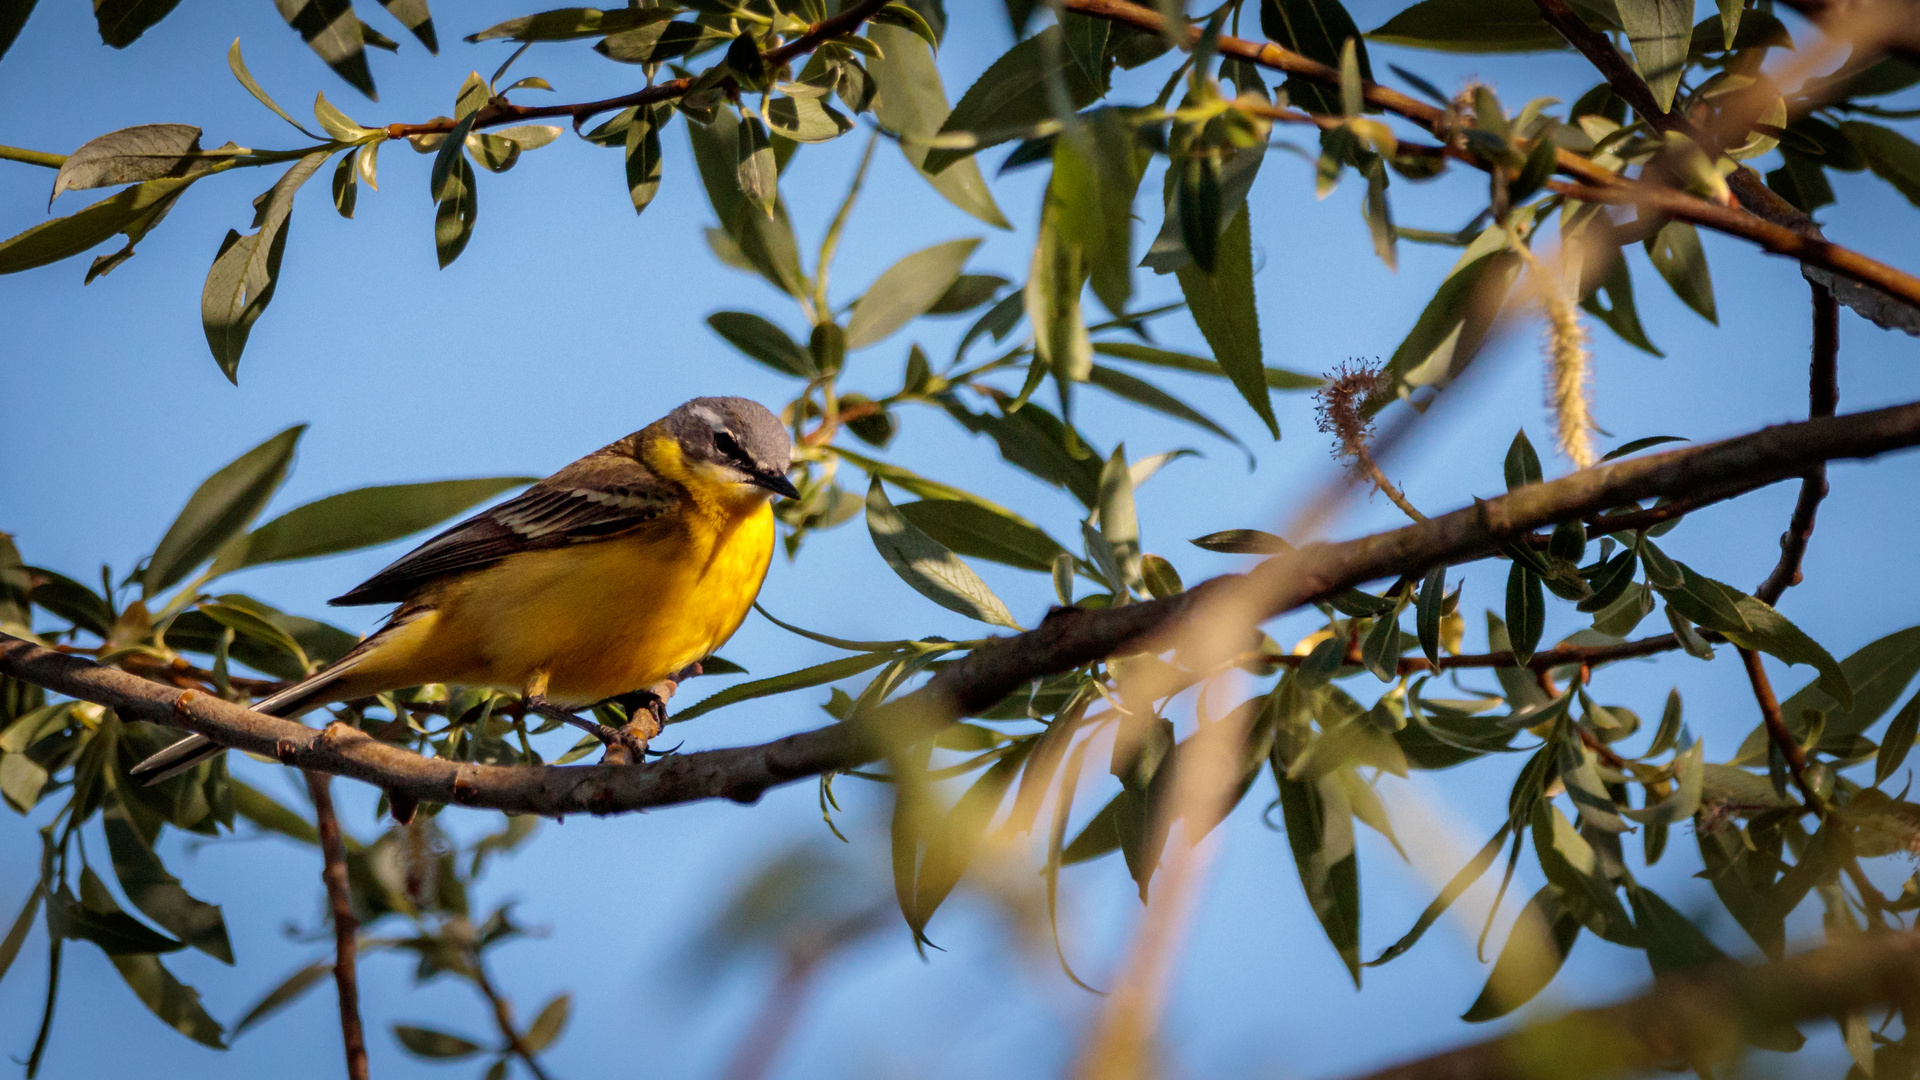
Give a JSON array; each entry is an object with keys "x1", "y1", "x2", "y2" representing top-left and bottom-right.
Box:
[{"x1": 755, "y1": 471, "x2": 801, "y2": 500}]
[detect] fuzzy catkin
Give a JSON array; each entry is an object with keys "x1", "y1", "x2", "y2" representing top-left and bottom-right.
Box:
[{"x1": 1542, "y1": 277, "x2": 1597, "y2": 470}]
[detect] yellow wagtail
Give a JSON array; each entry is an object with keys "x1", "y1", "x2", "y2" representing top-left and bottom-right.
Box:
[{"x1": 133, "y1": 396, "x2": 799, "y2": 782}]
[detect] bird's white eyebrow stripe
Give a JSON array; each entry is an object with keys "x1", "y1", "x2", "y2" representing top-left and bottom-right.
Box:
[{"x1": 689, "y1": 405, "x2": 726, "y2": 428}]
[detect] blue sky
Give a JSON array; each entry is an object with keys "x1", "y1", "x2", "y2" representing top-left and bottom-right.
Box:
[{"x1": 2, "y1": 1, "x2": 1918, "y2": 1078}]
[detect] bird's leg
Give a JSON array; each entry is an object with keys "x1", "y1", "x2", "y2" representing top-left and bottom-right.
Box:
[
  {"x1": 521, "y1": 672, "x2": 646, "y2": 763},
  {"x1": 604, "y1": 662, "x2": 702, "y2": 762}
]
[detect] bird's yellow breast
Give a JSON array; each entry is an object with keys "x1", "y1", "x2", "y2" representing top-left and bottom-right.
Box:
[{"x1": 348, "y1": 488, "x2": 775, "y2": 707}]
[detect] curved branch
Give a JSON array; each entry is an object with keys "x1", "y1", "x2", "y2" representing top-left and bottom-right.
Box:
[
  {"x1": 305, "y1": 771, "x2": 370, "y2": 1080},
  {"x1": 1755, "y1": 282, "x2": 1841, "y2": 604},
  {"x1": 6, "y1": 402, "x2": 1920, "y2": 816}
]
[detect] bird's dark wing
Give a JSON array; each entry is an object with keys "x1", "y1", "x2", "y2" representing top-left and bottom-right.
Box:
[{"x1": 329, "y1": 451, "x2": 678, "y2": 606}]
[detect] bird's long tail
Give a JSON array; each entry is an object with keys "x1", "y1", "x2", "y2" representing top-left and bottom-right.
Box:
[{"x1": 129, "y1": 650, "x2": 368, "y2": 784}]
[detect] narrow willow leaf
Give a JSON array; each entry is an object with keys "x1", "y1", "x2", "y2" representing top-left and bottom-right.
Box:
[
  {"x1": 707, "y1": 311, "x2": 812, "y2": 376},
  {"x1": 1278, "y1": 771, "x2": 1362, "y2": 984},
  {"x1": 522, "y1": 993, "x2": 570, "y2": 1052},
  {"x1": 104, "y1": 803, "x2": 233, "y2": 963},
  {"x1": 1643, "y1": 220, "x2": 1717, "y2": 324},
  {"x1": 625, "y1": 104, "x2": 666, "y2": 215},
  {"x1": 1369, "y1": 0, "x2": 1567, "y2": 52},
  {"x1": 1028, "y1": 188, "x2": 1092, "y2": 386},
  {"x1": 866, "y1": 24, "x2": 1008, "y2": 227},
  {"x1": 1175, "y1": 209, "x2": 1276, "y2": 439},
  {"x1": 1461, "y1": 886, "x2": 1579, "y2": 1021},
  {"x1": 1262, "y1": 0, "x2": 1373, "y2": 114},
  {"x1": 1087, "y1": 365, "x2": 1248, "y2": 458},
  {"x1": 896, "y1": 499, "x2": 1067, "y2": 572},
  {"x1": 866, "y1": 478, "x2": 1020, "y2": 629},
  {"x1": 53, "y1": 124, "x2": 205, "y2": 199},
  {"x1": 467, "y1": 6, "x2": 671, "y2": 42},
  {"x1": 203, "y1": 152, "x2": 328, "y2": 379},
  {"x1": 377, "y1": 0, "x2": 435, "y2": 50},
  {"x1": 232, "y1": 959, "x2": 331, "y2": 1035},
  {"x1": 673, "y1": 651, "x2": 899, "y2": 724},
  {"x1": 272, "y1": 0, "x2": 375, "y2": 99},
  {"x1": 847, "y1": 238, "x2": 982, "y2": 349},
  {"x1": 1617, "y1": 0, "x2": 1692, "y2": 111},
  {"x1": 432, "y1": 153, "x2": 477, "y2": 268},
  {"x1": 1621, "y1": 740, "x2": 1703, "y2": 825},
  {"x1": 911, "y1": 744, "x2": 1031, "y2": 936},
  {"x1": 1505, "y1": 564, "x2": 1543, "y2": 665},
  {"x1": 923, "y1": 24, "x2": 1102, "y2": 174},
  {"x1": 1368, "y1": 823, "x2": 1509, "y2": 966},
  {"x1": 227, "y1": 476, "x2": 532, "y2": 571},
  {"x1": 0, "y1": 885, "x2": 42, "y2": 984},
  {"x1": 1416, "y1": 565, "x2": 1446, "y2": 665},
  {"x1": 1097, "y1": 447, "x2": 1142, "y2": 592},
  {"x1": 228, "y1": 40, "x2": 323, "y2": 138},
  {"x1": 393, "y1": 1025, "x2": 484, "y2": 1059},
  {"x1": 1094, "y1": 341, "x2": 1322, "y2": 390},
  {"x1": 1504, "y1": 429, "x2": 1542, "y2": 489},
  {"x1": 93, "y1": 0, "x2": 187, "y2": 48},
  {"x1": 1366, "y1": 239, "x2": 1521, "y2": 414},
  {"x1": 1626, "y1": 882, "x2": 1727, "y2": 974},
  {"x1": 1876, "y1": 692, "x2": 1920, "y2": 785},
  {"x1": 0, "y1": 175, "x2": 194, "y2": 276},
  {"x1": 1839, "y1": 121, "x2": 1920, "y2": 207},
  {"x1": 145, "y1": 425, "x2": 305, "y2": 596}
]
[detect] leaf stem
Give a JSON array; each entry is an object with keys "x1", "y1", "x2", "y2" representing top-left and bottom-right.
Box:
[{"x1": 0, "y1": 145, "x2": 65, "y2": 169}]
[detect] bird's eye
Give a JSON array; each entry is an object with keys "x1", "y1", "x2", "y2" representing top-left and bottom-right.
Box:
[{"x1": 713, "y1": 430, "x2": 746, "y2": 462}]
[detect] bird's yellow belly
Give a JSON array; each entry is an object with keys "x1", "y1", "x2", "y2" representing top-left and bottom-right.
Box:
[{"x1": 357, "y1": 505, "x2": 774, "y2": 706}]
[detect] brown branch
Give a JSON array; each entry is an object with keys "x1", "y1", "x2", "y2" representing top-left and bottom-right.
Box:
[
  {"x1": 384, "y1": 0, "x2": 891, "y2": 139},
  {"x1": 1345, "y1": 930, "x2": 1920, "y2": 1080},
  {"x1": 1741, "y1": 646, "x2": 1817, "y2": 802},
  {"x1": 1268, "y1": 630, "x2": 1682, "y2": 674},
  {"x1": 1062, "y1": 0, "x2": 1920, "y2": 320},
  {"x1": 7, "y1": 401, "x2": 1920, "y2": 816},
  {"x1": 1755, "y1": 283, "x2": 1841, "y2": 604},
  {"x1": 304, "y1": 770, "x2": 369, "y2": 1080},
  {"x1": 473, "y1": 960, "x2": 555, "y2": 1080}
]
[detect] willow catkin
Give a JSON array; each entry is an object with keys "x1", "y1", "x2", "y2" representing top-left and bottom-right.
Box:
[{"x1": 1543, "y1": 277, "x2": 1597, "y2": 470}]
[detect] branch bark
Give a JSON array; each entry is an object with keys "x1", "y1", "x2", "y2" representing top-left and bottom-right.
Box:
[
  {"x1": 1755, "y1": 282, "x2": 1841, "y2": 605},
  {"x1": 1062, "y1": 0, "x2": 1920, "y2": 325},
  {"x1": 305, "y1": 770, "x2": 369, "y2": 1080},
  {"x1": 7, "y1": 402, "x2": 1920, "y2": 817},
  {"x1": 1346, "y1": 930, "x2": 1920, "y2": 1080}
]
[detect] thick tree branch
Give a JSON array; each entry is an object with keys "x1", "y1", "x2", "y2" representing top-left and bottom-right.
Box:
[
  {"x1": 1755, "y1": 283, "x2": 1841, "y2": 605},
  {"x1": 6, "y1": 402, "x2": 1920, "y2": 816},
  {"x1": 1346, "y1": 930, "x2": 1920, "y2": 1080},
  {"x1": 305, "y1": 771, "x2": 369, "y2": 1080}
]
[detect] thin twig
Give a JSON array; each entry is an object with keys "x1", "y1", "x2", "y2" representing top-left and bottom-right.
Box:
[
  {"x1": 305, "y1": 770, "x2": 369, "y2": 1080},
  {"x1": 1740, "y1": 647, "x2": 1817, "y2": 806},
  {"x1": 474, "y1": 960, "x2": 555, "y2": 1080},
  {"x1": 1755, "y1": 283, "x2": 1841, "y2": 605},
  {"x1": 0, "y1": 144, "x2": 66, "y2": 169}
]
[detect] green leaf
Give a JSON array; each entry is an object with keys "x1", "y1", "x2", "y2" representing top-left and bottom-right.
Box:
[
  {"x1": 896, "y1": 500, "x2": 1067, "y2": 572},
  {"x1": 393, "y1": 1024, "x2": 484, "y2": 1059},
  {"x1": 1053, "y1": 111, "x2": 1145, "y2": 317},
  {"x1": 1175, "y1": 209, "x2": 1276, "y2": 439},
  {"x1": 232, "y1": 959, "x2": 331, "y2": 1035},
  {"x1": 1838, "y1": 121, "x2": 1920, "y2": 206},
  {"x1": 203, "y1": 152, "x2": 329, "y2": 379},
  {"x1": 1416, "y1": 566, "x2": 1446, "y2": 665},
  {"x1": 109, "y1": 950, "x2": 226, "y2": 1047},
  {"x1": 1504, "y1": 428, "x2": 1542, "y2": 489},
  {"x1": 224, "y1": 476, "x2": 534, "y2": 571},
  {"x1": 1626, "y1": 882, "x2": 1726, "y2": 974},
  {"x1": 1643, "y1": 220, "x2": 1716, "y2": 324},
  {"x1": 625, "y1": 104, "x2": 668, "y2": 216},
  {"x1": 1622, "y1": 740, "x2": 1703, "y2": 825},
  {"x1": 1096, "y1": 446, "x2": 1142, "y2": 593},
  {"x1": 765, "y1": 93, "x2": 853, "y2": 144},
  {"x1": 1505, "y1": 564, "x2": 1543, "y2": 665},
  {"x1": 735, "y1": 113, "x2": 777, "y2": 218},
  {"x1": 924, "y1": 25, "x2": 1102, "y2": 174},
  {"x1": 866, "y1": 478, "x2": 1020, "y2": 628},
  {"x1": 55, "y1": 879, "x2": 182, "y2": 956},
  {"x1": 1262, "y1": 0, "x2": 1373, "y2": 114},
  {"x1": 228, "y1": 40, "x2": 323, "y2": 139},
  {"x1": 0, "y1": 885, "x2": 42, "y2": 984},
  {"x1": 522, "y1": 993, "x2": 570, "y2": 1052},
  {"x1": 687, "y1": 104, "x2": 806, "y2": 297},
  {"x1": 376, "y1": 0, "x2": 435, "y2": 51},
  {"x1": 847, "y1": 238, "x2": 982, "y2": 349},
  {"x1": 145, "y1": 424, "x2": 306, "y2": 597},
  {"x1": 53, "y1": 124, "x2": 206, "y2": 200},
  {"x1": 865, "y1": 24, "x2": 1009, "y2": 228},
  {"x1": 1617, "y1": 0, "x2": 1692, "y2": 112},
  {"x1": 432, "y1": 151, "x2": 477, "y2": 268},
  {"x1": 1461, "y1": 886, "x2": 1580, "y2": 1021},
  {"x1": 1877, "y1": 691, "x2": 1920, "y2": 785},
  {"x1": 272, "y1": 0, "x2": 375, "y2": 99},
  {"x1": 1580, "y1": 247, "x2": 1663, "y2": 356},
  {"x1": 466, "y1": 6, "x2": 672, "y2": 42},
  {"x1": 1367, "y1": 240, "x2": 1522, "y2": 413},
  {"x1": 0, "y1": 175, "x2": 195, "y2": 276},
  {"x1": 707, "y1": 311, "x2": 812, "y2": 376},
  {"x1": 927, "y1": 274, "x2": 1009, "y2": 315},
  {"x1": 1028, "y1": 190, "x2": 1092, "y2": 387},
  {"x1": 1061, "y1": 791, "x2": 1121, "y2": 864},
  {"x1": 1738, "y1": 625, "x2": 1920, "y2": 763},
  {"x1": 196, "y1": 598, "x2": 310, "y2": 671},
  {"x1": 909, "y1": 745, "x2": 1031, "y2": 937},
  {"x1": 1094, "y1": 341, "x2": 1322, "y2": 390},
  {"x1": 1144, "y1": 144, "x2": 1265, "y2": 275},
  {"x1": 230, "y1": 779, "x2": 318, "y2": 843},
  {"x1": 1368, "y1": 0, "x2": 1567, "y2": 52},
  {"x1": 1367, "y1": 824, "x2": 1509, "y2": 966},
  {"x1": 1277, "y1": 771, "x2": 1362, "y2": 984},
  {"x1": 104, "y1": 803, "x2": 232, "y2": 963},
  {"x1": 1711, "y1": 585, "x2": 1851, "y2": 709},
  {"x1": 93, "y1": 0, "x2": 186, "y2": 48},
  {"x1": 1087, "y1": 365, "x2": 1247, "y2": 456},
  {"x1": 674, "y1": 651, "x2": 899, "y2": 725}
]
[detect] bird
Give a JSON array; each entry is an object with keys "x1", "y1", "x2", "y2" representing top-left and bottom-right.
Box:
[{"x1": 132, "y1": 396, "x2": 799, "y2": 784}]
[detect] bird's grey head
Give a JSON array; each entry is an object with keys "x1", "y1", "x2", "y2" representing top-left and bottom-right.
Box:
[{"x1": 664, "y1": 396, "x2": 799, "y2": 499}]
